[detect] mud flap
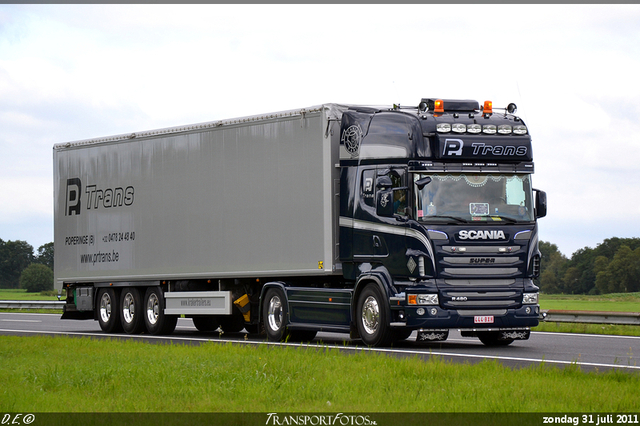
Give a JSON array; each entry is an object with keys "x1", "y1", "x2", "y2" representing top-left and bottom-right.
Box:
[{"x1": 61, "y1": 308, "x2": 93, "y2": 320}]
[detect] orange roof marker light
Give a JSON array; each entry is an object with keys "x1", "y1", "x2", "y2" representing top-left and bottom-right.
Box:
[
  {"x1": 483, "y1": 100, "x2": 493, "y2": 115},
  {"x1": 434, "y1": 99, "x2": 444, "y2": 113}
]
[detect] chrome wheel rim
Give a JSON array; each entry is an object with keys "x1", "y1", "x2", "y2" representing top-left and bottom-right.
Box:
[
  {"x1": 122, "y1": 292, "x2": 135, "y2": 324},
  {"x1": 146, "y1": 293, "x2": 160, "y2": 325},
  {"x1": 361, "y1": 295, "x2": 379, "y2": 335},
  {"x1": 99, "y1": 292, "x2": 112, "y2": 323},
  {"x1": 267, "y1": 295, "x2": 283, "y2": 332}
]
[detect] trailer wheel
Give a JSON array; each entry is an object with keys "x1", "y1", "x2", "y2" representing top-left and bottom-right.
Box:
[
  {"x1": 356, "y1": 284, "x2": 393, "y2": 347},
  {"x1": 97, "y1": 288, "x2": 122, "y2": 333},
  {"x1": 477, "y1": 332, "x2": 514, "y2": 346},
  {"x1": 263, "y1": 288, "x2": 289, "y2": 342},
  {"x1": 144, "y1": 286, "x2": 177, "y2": 335},
  {"x1": 120, "y1": 287, "x2": 145, "y2": 334},
  {"x1": 192, "y1": 316, "x2": 219, "y2": 332}
]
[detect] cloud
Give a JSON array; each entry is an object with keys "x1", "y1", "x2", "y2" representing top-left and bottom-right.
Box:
[{"x1": 0, "y1": 4, "x2": 639, "y2": 257}]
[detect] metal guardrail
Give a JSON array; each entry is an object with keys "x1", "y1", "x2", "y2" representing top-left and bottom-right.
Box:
[
  {"x1": 1, "y1": 302, "x2": 639, "y2": 326},
  {"x1": 543, "y1": 310, "x2": 640, "y2": 326},
  {"x1": 0, "y1": 300, "x2": 65, "y2": 310}
]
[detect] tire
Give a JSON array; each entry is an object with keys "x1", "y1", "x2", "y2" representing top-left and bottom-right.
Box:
[
  {"x1": 356, "y1": 284, "x2": 393, "y2": 347},
  {"x1": 263, "y1": 288, "x2": 289, "y2": 342},
  {"x1": 120, "y1": 287, "x2": 145, "y2": 334},
  {"x1": 192, "y1": 316, "x2": 220, "y2": 332},
  {"x1": 97, "y1": 288, "x2": 122, "y2": 333},
  {"x1": 143, "y1": 286, "x2": 177, "y2": 335},
  {"x1": 477, "y1": 332, "x2": 514, "y2": 347}
]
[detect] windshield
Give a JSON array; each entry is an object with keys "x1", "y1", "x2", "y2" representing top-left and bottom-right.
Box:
[{"x1": 414, "y1": 173, "x2": 534, "y2": 223}]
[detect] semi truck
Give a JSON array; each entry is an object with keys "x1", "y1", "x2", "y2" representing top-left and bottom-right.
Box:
[{"x1": 54, "y1": 98, "x2": 547, "y2": 347}]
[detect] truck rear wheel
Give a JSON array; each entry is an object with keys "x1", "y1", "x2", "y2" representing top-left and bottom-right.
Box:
[
  {"x1": 356, "y1": 284, "x2": 393, "y2": 347},
  {"x1": 263, "y1": 288, "x2": 289, "y2": 342},
  {"x1": 121, "y1": 287, "x2": 145, "y2": 334},
  {"x1": 97, "y1": 288, "x2": 122, "y2": 333},
  {"x1": 144, "y1": 286, "x2": 177, "y2": 335}
]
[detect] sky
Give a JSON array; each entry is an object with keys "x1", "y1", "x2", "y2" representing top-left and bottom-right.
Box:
[{"x1": 1, "y1": 4, "x2": 639, "y2": 258}]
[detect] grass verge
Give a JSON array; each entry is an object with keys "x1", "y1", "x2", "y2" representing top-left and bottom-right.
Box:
[
  {"x1": 0, "y1": 335, "x2": 638, "y2": 413},
  {"x1": 539, "y1": 292, "x2": 640, "y2": 313},
  {"x1": 0, "y1": 288, "x2": 60, "y2": 301},
  {"x1": 533, "y1": 321, "x2": 640, "y2": 337}
]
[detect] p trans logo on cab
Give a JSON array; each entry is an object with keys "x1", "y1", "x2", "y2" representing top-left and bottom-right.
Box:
[
  {"x1": 65, "y1": 178, "x2": 134, "y2": 216},
  {"x1": 440, "y1": 137, "x2": 531, "y2": 161},
  {"x1": 458, "y1": 230, "x2": 507, "y2": 240}
]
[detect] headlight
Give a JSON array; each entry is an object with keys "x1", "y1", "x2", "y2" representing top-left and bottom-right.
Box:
[
  {"x1": 513, "y1": 125, "x2": 528, "y2": 135},
  {"x1": 452, "y1": 123, "x2": 466, "y2": 133},
  {"x1": 436, "y1": 123, "x2": 451, "y2": 133},
  {"x1": 408, "y1": 294, "x2": 439, "y2": 305},
  {"x1": 483, "y1": 124, "x2": 496, "y2": 134},
  {"x1": 498, "y1": 124, "x2": 512, "y2": 134},
  {"x1": 522, "y1": 293, "x2": 538, "y2": 304},
  {"x1": 467, "y1": 123, "x2": 481, "y2": 134}
]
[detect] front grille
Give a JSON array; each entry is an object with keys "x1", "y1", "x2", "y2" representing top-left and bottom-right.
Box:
[
  {"x1": 438, "y1": 245, "x2": 526, "y2": 279},
  {"x1": 440, "y1": 288, "x2": 522, "y2": 310}
]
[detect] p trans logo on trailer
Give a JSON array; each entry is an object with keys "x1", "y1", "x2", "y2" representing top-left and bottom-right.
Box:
[{"x1": 65, "y1": 178, "x2": 134, "y2": 216}]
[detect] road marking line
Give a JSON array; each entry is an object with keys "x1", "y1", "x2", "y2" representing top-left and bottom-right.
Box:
[{"x1": 1, "y1": 328, "x2": 638, "y2": 371}]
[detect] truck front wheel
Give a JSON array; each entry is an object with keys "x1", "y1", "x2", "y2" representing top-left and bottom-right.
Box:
[
  {"x1": 356, "y1": 284, "x2": 393, "y2": 347},
  {"x1": 263, "y1": 288, "x2": 289, "y2": 342},
  {"x1": 97, "y1": 288, "x2": 122, "y2": 333},
  {"x1": 144, "y1": 287, "x2": 177, "y2": 335},
  {"x1": 121, "y1": 287, "x2": 145, "y2": 334}
]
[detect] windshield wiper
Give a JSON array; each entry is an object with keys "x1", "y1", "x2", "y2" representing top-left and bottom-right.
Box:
[{"x1": 420, "y1": 215, "x2": 468, "y2": 223}]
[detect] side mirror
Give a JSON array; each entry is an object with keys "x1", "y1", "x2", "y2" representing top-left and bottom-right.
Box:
[
  {"x1": 376, "y1": 176, "x2": 393, "y2": 190},
  {"x1": 415, "y1": 176, "x2": 432, "y2": 190},
  {"x1": 376, "y1": 189, "x2": 395, "y2": 217},
  {"x1": 534, "y1": 189, "x2": 547, "y2": 218},
  {"x1": 377, "y1": 187, "x2": 408, "y2": 218}
]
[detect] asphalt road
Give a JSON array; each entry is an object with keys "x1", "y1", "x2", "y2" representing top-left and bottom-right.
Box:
[{"x1": 1, "y1": 312, "x2": 639, "y2": 373}]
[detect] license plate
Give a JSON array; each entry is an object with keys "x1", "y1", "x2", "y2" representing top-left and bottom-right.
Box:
[{"x1": 474, "y1": 315, "x2": 494, "y2": 324}]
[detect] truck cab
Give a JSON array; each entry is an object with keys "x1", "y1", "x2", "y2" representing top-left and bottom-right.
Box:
[{"x1": 339, "y1": 98, "x2": 546, "y2": 346}]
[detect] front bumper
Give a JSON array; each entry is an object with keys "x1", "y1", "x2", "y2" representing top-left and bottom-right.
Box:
[{"x1": 391, "y1": 303, "x2": 540, "y2": 330}]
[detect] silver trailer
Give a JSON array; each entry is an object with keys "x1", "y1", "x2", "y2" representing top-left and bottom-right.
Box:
[{"x1": 55, "y1": 105, "x2": 346, "y2": 335}]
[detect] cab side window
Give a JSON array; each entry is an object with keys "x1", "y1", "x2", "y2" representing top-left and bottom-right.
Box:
[{"x1": 378, "y1": 168, "x2": 409, "y2": 217}]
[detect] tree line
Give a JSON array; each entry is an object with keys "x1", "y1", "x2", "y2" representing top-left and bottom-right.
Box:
[
  {"x1": 0, "y1": 239, "x2": 54, "y2": 292},
  {"x1": 2, "y1": 237, "x2": 639, "y2": 295},
  {"x1": 538, "y1": 237, "x2": 640, "y2": 294}
]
